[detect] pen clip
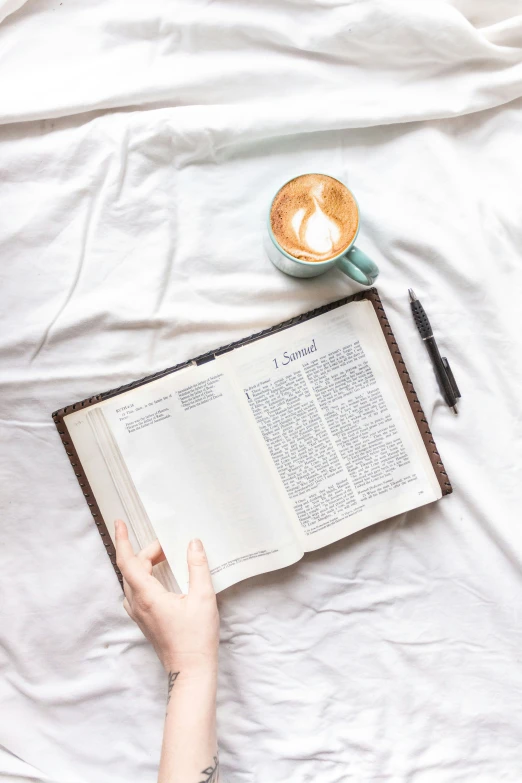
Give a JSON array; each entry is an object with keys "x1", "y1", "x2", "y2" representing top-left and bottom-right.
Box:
[{"x1": 441, "y1": 357, "x2": 461, "y2": 400}]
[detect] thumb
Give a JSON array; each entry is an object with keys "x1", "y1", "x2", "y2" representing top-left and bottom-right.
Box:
[{"x1": 187, "y1": 539, "x2": 214, "y2": 596}]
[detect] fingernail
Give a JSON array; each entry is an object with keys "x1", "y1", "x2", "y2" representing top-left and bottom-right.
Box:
[
  {"x1": 114, "y1": 519, "x2": 120, "y2": 531},
  {"x1": 189, "y1": 538, "x2": 203, "y2": 551}
]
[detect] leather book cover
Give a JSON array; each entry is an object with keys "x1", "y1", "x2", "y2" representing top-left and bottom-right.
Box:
[{"x1": 52, "y1": 289, "x2": 452, "y2": 588}]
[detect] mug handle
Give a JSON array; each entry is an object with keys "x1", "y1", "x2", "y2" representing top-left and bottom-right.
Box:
[{"x1": 336, "y1": 245, "x2": 379, "y2": 286}]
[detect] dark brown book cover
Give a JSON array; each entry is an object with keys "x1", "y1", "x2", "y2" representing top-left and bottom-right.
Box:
[{"x1": 52, "y1": 288, "x2": 452, "y2": 588}]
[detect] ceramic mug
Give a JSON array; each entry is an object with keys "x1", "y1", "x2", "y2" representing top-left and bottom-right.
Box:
[{"x1": 265, "y1": 174, "x2": 379, "y2": 286}]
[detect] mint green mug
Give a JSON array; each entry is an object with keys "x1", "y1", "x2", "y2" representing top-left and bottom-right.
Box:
[{"x1": 265, "y1": 174, "x2": 379, "y2": 286}]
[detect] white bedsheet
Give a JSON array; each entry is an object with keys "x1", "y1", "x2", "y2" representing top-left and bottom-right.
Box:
[{"x1": 1, "y1": 1, "x2": 521, "y2": 781}]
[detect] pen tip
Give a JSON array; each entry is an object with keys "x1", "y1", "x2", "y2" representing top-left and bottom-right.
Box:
[
  {"x1": 408, "y1": 288, "x2": 417, "y2": 302},
  {"x1": 452, "y1": 405, "x2": 458, "y2": 415}
]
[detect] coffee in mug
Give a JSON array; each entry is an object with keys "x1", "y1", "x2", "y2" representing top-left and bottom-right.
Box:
[
  {"x1": 266, "y1": 173, "x2": 379, "y2": 285},
  {"x1": 270, "y1": 173, "x2": 358, "y2": 263}
]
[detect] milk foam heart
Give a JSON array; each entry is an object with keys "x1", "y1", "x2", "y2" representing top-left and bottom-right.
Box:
[{"x1": 270, "y1": 174, "x2": 358, "y2": 263}]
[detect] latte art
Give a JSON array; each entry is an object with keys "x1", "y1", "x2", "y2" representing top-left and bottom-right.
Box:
[
  {"x1": 270, "y1": 174, "x2": 358, "y2": 262},
  {"x1": 291, "y1": 187, "x2": 341, "y2": 254}
]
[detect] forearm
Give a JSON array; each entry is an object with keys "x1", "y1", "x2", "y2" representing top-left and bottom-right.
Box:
[{"x1": 158, "y1": 666, "x2": 219, "y2": 783}]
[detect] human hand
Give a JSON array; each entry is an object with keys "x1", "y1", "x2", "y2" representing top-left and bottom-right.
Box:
[{"x1": 114, "y1": 519, "x2": 219, "y2": 677}]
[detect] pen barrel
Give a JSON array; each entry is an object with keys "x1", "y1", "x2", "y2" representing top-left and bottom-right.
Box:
[
  {"x1": 411, "y1": 300, "x2": 432, "y2": 339},
  {"x1": 424, "y1": 337, "x2": 457, "y2": 406}
]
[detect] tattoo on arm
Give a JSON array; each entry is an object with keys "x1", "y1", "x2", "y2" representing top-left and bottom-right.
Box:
[
  {"x1": 199, "y1": 754, "x2": 219, "y2": 783},
  {"x1": 166, "y1": 671, "x2": 179, "y2": 707}
]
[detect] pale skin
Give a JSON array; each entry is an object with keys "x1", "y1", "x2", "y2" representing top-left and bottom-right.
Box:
[{"x1": 114, "y1": 519, "x2": 220, "y2": 783}]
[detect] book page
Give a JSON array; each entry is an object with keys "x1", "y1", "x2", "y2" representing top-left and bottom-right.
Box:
[
  {"x1": 65, "y1": 401, "x2": 180, "y2": 593},
  {"x1": 222, "y1": 300, "x2": 442, "y2": 551},
  {"x1": 86, "y1": 362, "x2": 302, "y2": 593}
]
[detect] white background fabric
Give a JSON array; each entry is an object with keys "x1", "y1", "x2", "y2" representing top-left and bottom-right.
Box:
[{"x1": 1, "y1": 1, "x2": 521, "y2": 781}]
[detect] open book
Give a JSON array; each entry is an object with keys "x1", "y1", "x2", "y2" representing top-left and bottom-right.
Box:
[{"x1": 54, "y1": 290, "x2": 451, "y2": 593}]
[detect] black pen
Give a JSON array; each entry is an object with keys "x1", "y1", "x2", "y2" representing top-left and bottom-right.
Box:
[{"x1": 408, "y1": 289, "x2": 461, "y2": 414}]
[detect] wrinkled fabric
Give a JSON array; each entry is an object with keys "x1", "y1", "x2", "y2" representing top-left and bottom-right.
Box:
[{"x1": 1, "y1": 1, "x2": 522, "y2": 781}]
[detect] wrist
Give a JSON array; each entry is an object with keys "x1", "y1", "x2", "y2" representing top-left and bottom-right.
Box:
[
  {"x1": 162, "y1": 651, "x2": 218, "y2": 681},
  {"x1": 163, "y1": 662, "x2": 218, "y2": 709}
]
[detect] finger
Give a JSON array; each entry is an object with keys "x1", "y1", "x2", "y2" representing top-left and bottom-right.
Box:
[
  {"x1": 115, "y1": 519, "x2": 135, "y2": 563},
  {"x1": 187, "y1": 538, "x2": 214, "y2": 597},
  {"x1": 138, "y1": 539, "x2": 167, "y2": 572},
  {"x1": 123, "y1": 576, "x2": 133, "y2": 601},
  {"x1": 123, "y1": 597, "x2": 132, "y2": 617},
  {"x1": 114, "y1": 519, "x2": 146, "y2": 590}
]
